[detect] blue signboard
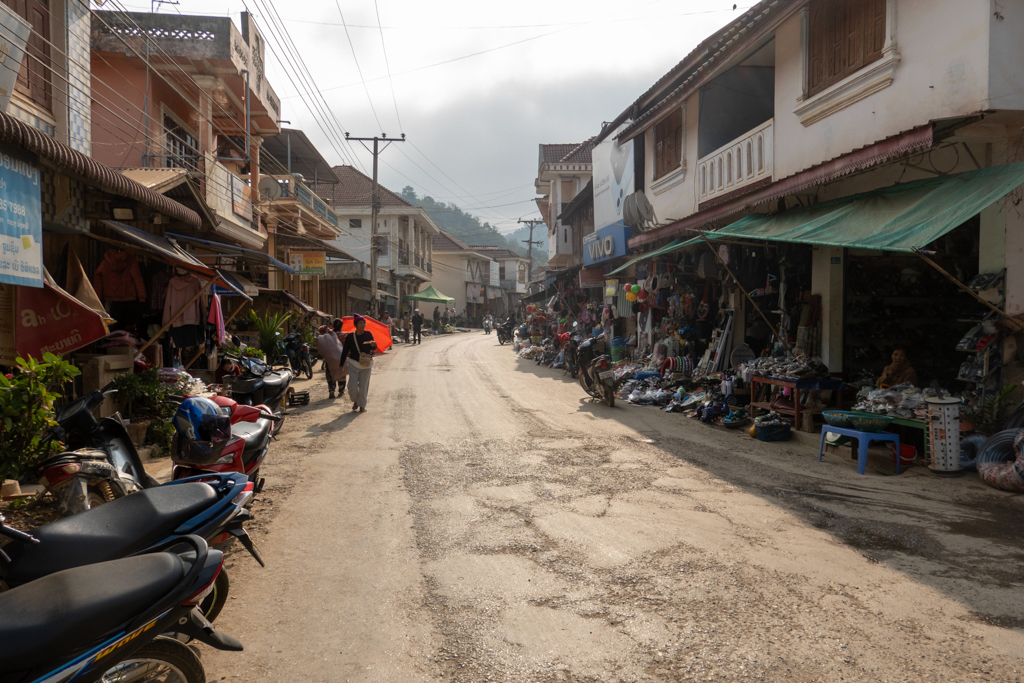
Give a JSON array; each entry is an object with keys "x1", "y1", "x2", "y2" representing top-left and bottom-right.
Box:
[
  {"x1": 583, "y1": 222, "x2": 631, "y2": 266},
  {"x1": 0, "y1": 145, "x2": 42, "y2": 287}
]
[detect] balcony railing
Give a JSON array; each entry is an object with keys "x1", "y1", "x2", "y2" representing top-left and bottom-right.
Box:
[
  {"x1": 275, "y1": 175, "x2": 342, "y2": 233},
  {"x1": 697, "y1": 119, "x2": 773, "y2": 202}
]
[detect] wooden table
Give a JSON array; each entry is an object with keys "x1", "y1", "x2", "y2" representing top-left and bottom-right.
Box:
[{"x1": 749, "y1": 375, "x2": 845, "y2": 431}]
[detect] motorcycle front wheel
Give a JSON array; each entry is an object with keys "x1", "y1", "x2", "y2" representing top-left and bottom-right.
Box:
[
  {"x1": 100, "y1": 636, "x2": 205, "y2": 683},
  {"x1": 303, "y1": 358, "x2": 313, "y2": 380}
]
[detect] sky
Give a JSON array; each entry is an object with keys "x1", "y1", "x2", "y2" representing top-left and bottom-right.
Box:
[{"x1": 113, "y1": 0, "x2": 753, "y2": 232}]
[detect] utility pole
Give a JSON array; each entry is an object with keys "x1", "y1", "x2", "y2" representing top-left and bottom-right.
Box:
[
  {"x1": 346, "y1": 133, "x2": 406, "y2": 313},
  {"x1": 518, "y1": 218, "x2": 545, "y2": 287}
]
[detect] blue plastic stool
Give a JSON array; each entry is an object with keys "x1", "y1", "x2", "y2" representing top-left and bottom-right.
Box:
[{"x1": 818, "y1": 425, "x2": 901, "y2": 475}]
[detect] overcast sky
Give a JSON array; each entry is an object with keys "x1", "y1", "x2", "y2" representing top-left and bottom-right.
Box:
[{"x1": 119, "y1": 0, "x2": 751, "y2": 232}]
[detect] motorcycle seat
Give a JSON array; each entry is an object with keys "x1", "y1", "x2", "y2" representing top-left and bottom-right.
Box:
[
  {"x1": 232, "y1": 418, "x2": 273, "y2": 464},
  {"x1": 261, "y1": 371, "x2": 288, "y2": 391},
  {"x1": 0, "y1": 553, "x2": 185, "y2": 671},
  {"x1": 5, "y1": 483, "x2": 216, "y2": 585}
]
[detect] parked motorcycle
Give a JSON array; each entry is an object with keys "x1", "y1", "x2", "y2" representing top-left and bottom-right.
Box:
[
  {"x1": 574, "y1": 332, "x2": 617, "y2": 407},
  {"x1": 223, "y1": 353, "x2": 293, "y2": 425},
  {"x1": 497, "y1": 317, "x2": 516, "y2": 345},
  {"x1": 37, "y1": 383, "x2": 159, "y2": 515},
  {"x1": 171, "y1": 395, "x2": 278, "y2": 488},
  {"x1": 0, "y1": 527, "x2": 241, "y2": 683},
  {"x1": 0, "y1": 475, "x2": 263, "y2": 625},
  {"x1": 282, "y1": 332, "x2": 315, "y2": 380}
]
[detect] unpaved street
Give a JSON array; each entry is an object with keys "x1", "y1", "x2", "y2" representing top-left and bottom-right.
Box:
[{"x1": 204, "y1": 332, "x2": 1024, "y2": 683}]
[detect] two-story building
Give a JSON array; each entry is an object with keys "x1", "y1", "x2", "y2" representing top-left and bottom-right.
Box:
[
  {"x1": 430, "y1": 232, "x2": 497, "y2": 321},
  {"x1": 465, "y1": 246, "x2": 531, "y2": 317},
  {"x1": 315, "y1": 165, "x2": 440, "y2": 316},
  {"x1": 534, "y1": 140, "x2": 593, "y2": 268},
  {"x1": 91, "y1": 11, "x2": 282, "y2": 255},
  {"x1": 584, "y1": 0, "x2": 1024, "y2": 395}
]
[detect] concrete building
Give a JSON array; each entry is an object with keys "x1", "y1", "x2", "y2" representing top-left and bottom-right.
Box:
[
  {"x1": 430, "y1": 232, "x2": 497, "y2": 321},
  {"x1": 534, "y1": 140, "x2": 593, "y2": 268}
]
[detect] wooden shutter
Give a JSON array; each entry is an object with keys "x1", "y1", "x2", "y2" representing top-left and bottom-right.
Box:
[
  {"x1": 808, "y1": 0, "x2": 886, "y2": 98},
  {"x1": 653, "y1": 108, "x2": 682, "y2": 180},
  {"x1": 3, "y1": 0, "x2": 51, "y2": 110}
]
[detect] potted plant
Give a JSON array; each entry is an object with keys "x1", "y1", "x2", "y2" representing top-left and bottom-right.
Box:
[
  {"x1": 0, "y1": 354, "x2": 81, "y2": 482},
  {"x1": 248, "y1": 310, "x2": 292, "y2": 361},
  {"x1": 961, "y1": 385, "x2": 1018, "y2": 435},
  {"x1": 110, "y1": 369, "x2": 177, "y2": 447}
]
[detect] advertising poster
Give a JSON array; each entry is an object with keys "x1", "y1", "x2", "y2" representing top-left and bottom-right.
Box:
[
  {"x1": 287, "y1": 251, "x2": 326, "y2": 275},
  {"x1": 0, "y1": 145, "x2": 42, "y2": 287},
  {"x1": 592, "y1": 124, "x2": 634, "y2": 232}
]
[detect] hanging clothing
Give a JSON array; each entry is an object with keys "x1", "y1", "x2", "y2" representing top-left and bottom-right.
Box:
[
  {"x1": 163, "y1": 275, "x2": 203, "y2": 327},
  {"x1": 94, "y1": 251, "x2": 146, "y2": 303},
  {"x1": 148, "y1": 270, "x2": 172, "y2": 315},
  {"x1": 208, "y1": 293, "x2": 226, "y2": 345}
]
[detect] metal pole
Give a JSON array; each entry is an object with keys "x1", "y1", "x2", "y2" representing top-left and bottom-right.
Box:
[
  {"x1": 370, "y1": 136, "x2": 379, "y2": 311},
  {"x1": 244, "y1": 70, "x2": 251, "y2": 161},
  {"x1": 286, "y1": 133, "x2": 291, "y2": 174}
]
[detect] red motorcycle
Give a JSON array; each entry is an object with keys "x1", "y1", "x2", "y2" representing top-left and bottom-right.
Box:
[{"x1": 171, "y1": 395, "x2": 279, "y2": 491}]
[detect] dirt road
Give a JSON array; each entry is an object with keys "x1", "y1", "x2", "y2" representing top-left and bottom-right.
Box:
[{"x1": 204, "y1": 332, "x2": 1024, "y2": 682}]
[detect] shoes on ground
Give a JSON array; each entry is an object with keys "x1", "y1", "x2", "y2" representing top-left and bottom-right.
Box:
[
  {"x1": 352, "y1": 403, "x2": 359, "y2": 411},
  {"x1": 329, "y1": 391, "x2": 335, "y2": 399},
  {"x1": 359, "y1": 407, "x2": 366, "y2": 413}
]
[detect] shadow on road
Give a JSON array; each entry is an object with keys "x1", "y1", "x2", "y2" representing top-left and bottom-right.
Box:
[{"x1": 510, "y1": 354, "x2": 1024, "y2": 625}]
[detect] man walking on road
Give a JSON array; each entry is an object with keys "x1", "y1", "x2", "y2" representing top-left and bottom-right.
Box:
[
  {"x1": 316, "y1": 319, "x2": 345, "y2": 399},
  {"x1": 412, "y1": 309, "x2": 423, "y2": 344},
  {"x1": 433, "y1": 306, "x2": 440, "y2": 330}
]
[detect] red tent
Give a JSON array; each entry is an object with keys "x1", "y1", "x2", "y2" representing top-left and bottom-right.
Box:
[{"x1": 340, "y1": 316, "x2": 393, "y2": 353}]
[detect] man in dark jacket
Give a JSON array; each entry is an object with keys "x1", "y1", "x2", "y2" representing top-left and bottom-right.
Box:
[{"x1": 411, "y1": 309, "x2": 424, "y2": 344}]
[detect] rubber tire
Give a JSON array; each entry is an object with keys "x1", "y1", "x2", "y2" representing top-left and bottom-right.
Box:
[
  {"x1": 303, "y1": 358, "x2": 313, "y2": 380},
  {"x1": 102, "y1": 636, "x2": 205, "y2": 683},
  {"x1": 603, "y1": 382, "x2": 615, "y2": 408},
  {"x1": 578, "y1": 369, "x2": 598, "y2": 399},
  {"x1": 499, "y1": 336, "x2": 506, "y2": 346}
]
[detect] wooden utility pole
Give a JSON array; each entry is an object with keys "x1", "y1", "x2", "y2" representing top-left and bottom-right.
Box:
[
  {"x1": 345, "y1": 133, "x2": 406, "y2": 313},
  {"x1": 517, "y1": 218, "x2": 545, "y2": 286}
]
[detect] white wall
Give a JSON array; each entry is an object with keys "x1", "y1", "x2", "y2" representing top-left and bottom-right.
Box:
[
  {"x1": 427, "y1": 253, "x2": 467, "y2": 314},
  {"x1": 773, "y1": 0, "x2": 992, "y2": 179},
  {"x1": 988, "y1": 4, "x2": 1024, "y2": 111}
]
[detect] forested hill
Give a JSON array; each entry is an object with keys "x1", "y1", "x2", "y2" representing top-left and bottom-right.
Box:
[{"x1": 400, "y1": 186, "x2": 546, "y2": 265}]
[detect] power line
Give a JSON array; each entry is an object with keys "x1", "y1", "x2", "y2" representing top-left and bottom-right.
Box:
[
  {"x1": 334, "y1": 0, "x2": 385, "y2": 133},
  {"x1": 373, "y1": 0, "x2": 403, "y2": 133}
]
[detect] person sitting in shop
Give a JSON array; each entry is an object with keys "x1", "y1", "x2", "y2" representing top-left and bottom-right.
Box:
[
  {"x1": 877, "y1": 345, "x2": 918, "y2": 388},
  {"x1": 214, "y1": 357, "x2": 241, "y2": 385}
]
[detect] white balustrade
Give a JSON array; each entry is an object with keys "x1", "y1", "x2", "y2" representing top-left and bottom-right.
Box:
[{"x1": 697, "y1": 119, "x2": 773, "y2": 202}]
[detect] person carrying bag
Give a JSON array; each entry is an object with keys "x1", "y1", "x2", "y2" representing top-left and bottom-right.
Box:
[{"x1": 339, "y1": 314, "x2": 377, "y2": 413}]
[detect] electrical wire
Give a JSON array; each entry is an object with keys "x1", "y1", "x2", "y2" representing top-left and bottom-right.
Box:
[
  {"x1": 373, "y1": 0, "x2": 403, "y2": 133},
  {"x1": 333, "y1": 0, "x2": 385, "y2": 133}
]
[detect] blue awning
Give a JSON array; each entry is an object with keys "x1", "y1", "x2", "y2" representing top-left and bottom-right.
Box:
[{"x1": 166, "y1": 233, "x2": 296, "y2": 273}]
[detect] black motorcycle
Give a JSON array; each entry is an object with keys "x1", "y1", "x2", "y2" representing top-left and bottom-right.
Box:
[
  {"x1": 224, "y1": 354, "x2": 293, "y2": 428},
  {"x1": 0, "y1": 526, "x2": 241, "y2": 683},
  {"x1": 37, "y1": 383, "x2": 159, "y2": 515},
  {"x1": 574, "y1": 333, "x2": 617, "y2": 407},
  {"x1": 497, "y1": 317, "x2": 516, "y2": 345},
  {"x1": 282, "y1": 332, "x2": 314, "y2": 380}
]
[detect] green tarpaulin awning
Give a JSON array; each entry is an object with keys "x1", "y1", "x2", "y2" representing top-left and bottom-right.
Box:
[
  {"x1": 703, "y1": 162, "x2": 1024, "y2": 251},
  {"x1": 608, "y1": 238, "x2": 686, "y2": 275},
  {"x1": 404, "y1": 285, "x2": 455, "y2": 304}
]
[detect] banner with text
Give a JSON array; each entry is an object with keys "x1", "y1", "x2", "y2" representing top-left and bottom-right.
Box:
[
  {"x1": 287, "y1": 251, "x2": 326, "y2": 275},
  {"x1": 0, "y1": 145, "x2": 42, "y2": 287}
]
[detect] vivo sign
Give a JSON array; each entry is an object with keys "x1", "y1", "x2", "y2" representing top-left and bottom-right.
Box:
[{"x1": 583, "y1": 223, "x2": 630, "y2": 266}]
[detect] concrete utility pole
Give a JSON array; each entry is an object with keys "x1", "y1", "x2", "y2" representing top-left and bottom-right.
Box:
[
  {"x1": 517, "y1": 218, "x2": 545, "y2": 287},
  {"x1": 346, "y1": 133, "x2": 406, "y2": 313}
]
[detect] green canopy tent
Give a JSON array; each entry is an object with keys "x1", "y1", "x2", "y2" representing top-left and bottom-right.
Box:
[{"x1": 403, "y1": 285, "x2": 455, "y2": 305}]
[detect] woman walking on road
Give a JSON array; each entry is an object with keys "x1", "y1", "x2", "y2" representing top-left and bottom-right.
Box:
[{"x1": 340, "y1": 314, "x2": 377, "y2": 413}]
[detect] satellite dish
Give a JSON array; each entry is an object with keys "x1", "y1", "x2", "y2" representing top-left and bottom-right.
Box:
[{"x1": 258, "y1": 176, "x2": 282, "y2": 201}]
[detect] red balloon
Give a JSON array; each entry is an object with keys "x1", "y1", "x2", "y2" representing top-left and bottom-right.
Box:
[{"x1": 637, "y1": 290, "x2": 648, "y2": 300}]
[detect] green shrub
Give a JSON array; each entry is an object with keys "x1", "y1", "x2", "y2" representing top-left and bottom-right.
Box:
[
  {"x1": 248, "y1": 310, "x2": 291, "y2": 358},
  {"x1": 0, "y1": 354, "x2": 81, "y2": 481}
]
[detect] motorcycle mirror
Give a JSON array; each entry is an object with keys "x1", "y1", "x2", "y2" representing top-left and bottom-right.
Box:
[
  {"x1": 277, "y1": 355, "x2": 290, "y2": 366},
  {"x1": 573, "y1": 322, "x2": 578, "y2": 328},
  {"x1": 231, "y1": 335, "x2": 241, "y2": 347}
]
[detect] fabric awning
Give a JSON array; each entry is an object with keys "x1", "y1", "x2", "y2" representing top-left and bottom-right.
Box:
[
  {"x1": 704, "y1": 163, "x2": 1024, "y2": 251},
  {"x1": 99, "y1": 221, "x2": 214, "y2": 278},
  {"x1": 166, "y1": 233, "x2": 296, "y2": 273},
  {"x1": 212, "y1": 270, "x2": 254, "y2": 300},
  {"x1": 282, "y1": 290, "x2": 316, "y2": 314},
  {"x1": 609, "y1": 238, "x2": 685, "y2": 275},
  {"x1": 403, "y1": 285, "x2": 455, "y2": 304}
]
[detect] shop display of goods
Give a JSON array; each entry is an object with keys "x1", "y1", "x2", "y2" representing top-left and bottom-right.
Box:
[
  {"x1": 852, "y1": 384, "x2": 952, "y2": 419},
  {"x1": 822, "y1": 410, "x2": 862, "y2": 429},
  {"x1": 848, "y1": 413, "x2": 895, "y2": 433}
]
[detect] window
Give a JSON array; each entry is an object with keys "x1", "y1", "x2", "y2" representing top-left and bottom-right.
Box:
[
  {"x1": 499, "y1": 264, "x2": 506, "y2": 280},
  {"x1": 349, "y1": 218, "x2": 362, "y2": 229},
  {"x1": 164, "y1": 115, "x2": 199, "y2": 172},
  {"x1": 653, "y1": 107, "x2": 683, "y2": 180},
  {"x1": 4, "y1": 0, "x2": 51, "y2": 109},
  {"x1": 808, "y1": 0, "x2": 886, "y2": 98}
]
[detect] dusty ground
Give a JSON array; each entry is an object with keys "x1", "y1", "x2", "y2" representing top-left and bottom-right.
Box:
[{"x1": 201, "y1": 331, "x2": 1024, "y2": 683}]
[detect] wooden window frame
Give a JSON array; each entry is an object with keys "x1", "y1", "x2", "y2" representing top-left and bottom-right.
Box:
[
  {"x1": 653, "y1": 107, "x2": 683, "y2": 181},
  {"x1": 4, "y1": 0, "x2": 51, "y2": 111},
  {"x1": 807, "y1": 0, "x2": 886, "y2": 99}
]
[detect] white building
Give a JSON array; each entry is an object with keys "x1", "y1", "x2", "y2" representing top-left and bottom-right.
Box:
[{"x1": 534, "y1": 141, "x2": 594, "y2": 268}]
